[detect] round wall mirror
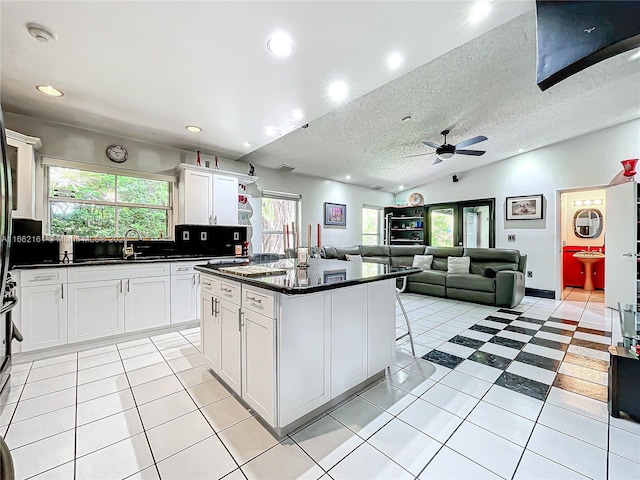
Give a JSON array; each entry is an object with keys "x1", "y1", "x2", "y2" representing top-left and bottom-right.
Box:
[{"x1": 573, "y1": 208, "x2": 603, "y2": 238}]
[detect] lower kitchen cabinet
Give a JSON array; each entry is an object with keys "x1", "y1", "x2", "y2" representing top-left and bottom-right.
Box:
[
  {"x1": 67, "y1": 279, "x2": 124, "y2": 343},
  {"x1": 242, "y1": 307, "x2": 276, "y2": 425},
  {"x1": 170, "y1": 273, "x2": 200, "y2": 324},
  {"x1": 218, "y1": 298, "x2": 242, "y2": 393},
  {"x1": 201, "y1": 295, "x2": 218, "y2": 371},
  {"x1": 20, "y1": 284, "x2": 67, "y2": 351},
  {"x1": 125, "y1": 276, "x2": 171, "y2": 332}
]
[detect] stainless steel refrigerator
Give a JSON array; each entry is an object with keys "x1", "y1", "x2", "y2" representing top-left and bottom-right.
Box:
[{"x1": 0, "y1": 106, "x2": 19, "y2": 479}]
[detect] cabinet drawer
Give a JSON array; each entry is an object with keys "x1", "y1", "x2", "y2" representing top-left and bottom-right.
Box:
[
  {"x1": 217, "y1": 279, "x2": 241, "y2": 305},
  {"x1": 170, "y1": 261, "x2": 208, "y2": 275},
  {"x1": 19, "y1": 268, "x2": 68, "y2": 286},
  {"x1": 242, "y1": 285, "x2": 275, "y2": 317},
  {"x1": 68, "y1": 263, "x2": 170, "y2": 283},
  {"x1": 201, "y1": 275, "x2": 217, "y2": 294}
]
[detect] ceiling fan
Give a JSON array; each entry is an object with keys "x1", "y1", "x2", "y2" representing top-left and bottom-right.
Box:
[{"x1": 404, "y1": 129, "x2": 488, "y2": 165}]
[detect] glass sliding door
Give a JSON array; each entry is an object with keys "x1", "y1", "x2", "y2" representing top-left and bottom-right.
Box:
[{"x1": 427, "y1": 199, "x2": 495, "y2": 247}]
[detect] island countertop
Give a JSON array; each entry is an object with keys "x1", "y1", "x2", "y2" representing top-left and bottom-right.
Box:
[{"x1": 195, "y1": 259, "x2": 421, "y2": 294}]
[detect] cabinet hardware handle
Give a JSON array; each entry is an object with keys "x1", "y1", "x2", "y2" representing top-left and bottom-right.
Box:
[
  {"x1": 192, "y1": 274, "x2": 196, "y2": 286},
  {"x1": 61, "y1": 284, "x2": 64, "y2": 299},
  {"x1": 211, "y1": 296, "x2": 215, "y2": 316},
  {"x1": 177, "y1": 267, "x2": 189, "y2": 272},
  {"x1": 215, "y1": 298, "x2": 219, "y2": 316},
  {"x1": 120, "y1": 280, "x2": 123, "y2": 293},
  {"x1": 203, "y1": 282, "x2": 211, "y2": 287},
  {"x1": 246, "y1": 296, "x2": 262, "y2": 303},
  {"x1": 221, "y1": 287, "x2": 232, "y2": 293},
  {"x1": 238, "y1": 308, "x2": 242, "y2": 331},
  {"x1": 33, "y1": 274, "x2": 56, "y2": 282},
  {"x1": 127, "y1": 279, "x2": 130, "y2": 293}
]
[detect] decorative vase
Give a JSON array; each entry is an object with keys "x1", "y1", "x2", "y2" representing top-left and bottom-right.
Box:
[{"x1": 621, "y1": 159, "x2": 638, "y2": 177}]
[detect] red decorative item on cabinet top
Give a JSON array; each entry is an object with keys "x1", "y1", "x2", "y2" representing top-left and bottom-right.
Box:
[{"x1": 621, "y1": 159, "x2": 638, "y2": 177}]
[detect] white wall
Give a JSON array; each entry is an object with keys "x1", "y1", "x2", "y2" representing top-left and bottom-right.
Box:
[
  {"x1": 397, "y1": 119, "x2": 640, "y2": 291},
  {"x1": 561, "y1": 189, "x2": 606, "y2": 248},
  {"x1": 5, "y1": 112, "x2": 393, "y2": 248}
]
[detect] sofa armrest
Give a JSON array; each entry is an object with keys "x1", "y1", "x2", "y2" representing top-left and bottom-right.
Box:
[
  {"x1": 496, "y1": 270, "x2": 525, "y2": 308},
  {"x1": 518, "y1": 254, "x2": 527, "y2": 274}
]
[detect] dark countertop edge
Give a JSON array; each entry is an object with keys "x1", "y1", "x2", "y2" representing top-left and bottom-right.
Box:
[
  {"x1": 194, "y1": 265, "x2": 421, "y2": 295},
  {"x1": 13, "y1": 256, "x2": 240, "y2": 269}
]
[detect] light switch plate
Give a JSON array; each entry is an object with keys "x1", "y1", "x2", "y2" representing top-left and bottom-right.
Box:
[{"x1": 508, "y1": 234, "x2": 516, "y2": 242}]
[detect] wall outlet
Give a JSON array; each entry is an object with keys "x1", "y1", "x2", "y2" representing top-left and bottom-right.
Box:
[
  {"x1": 527, "y1": 271, "x2": 533, "y2": 278},
  {"x1": 507, "y1": 234, "x2": 516, "y2": 242}
]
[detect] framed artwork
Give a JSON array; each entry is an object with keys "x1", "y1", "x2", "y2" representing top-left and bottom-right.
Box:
[
  {"x1": 323, "y1": 269, "x2": 347, "y2": 284},
  {"x1": 506, "y1": 194, "x2": 544, "y2": 220},
  {"x1": 324, "y1": 202, "x2": 347, "y2": 226}
]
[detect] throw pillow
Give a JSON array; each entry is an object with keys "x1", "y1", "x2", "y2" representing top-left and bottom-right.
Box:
[
  {"x1": 447, "y1": 256, "x2": 470, "y2": 274},
  {"x1": 345, "y1": 254, "x2": 363, "y2": 262},
  {"x1": 412, "y1": 254, "x2": 434, "y2": 271},
  {"x1": 481, "y1": 266, "x2": 497, "y2": 278}
]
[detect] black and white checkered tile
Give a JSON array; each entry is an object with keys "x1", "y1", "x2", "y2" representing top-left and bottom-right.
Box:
[{"x1": 421, "y1": 309, "x2": 612, "y2": 402}]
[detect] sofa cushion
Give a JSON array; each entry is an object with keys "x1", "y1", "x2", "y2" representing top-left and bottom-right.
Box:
[
  {"x1": 447, "y1": 274, "x2": 496, "y2": 293},
  {"x1": 448, "y1": 256, "x2": 470, "y2": 274},
  {"x1": 464, "y1": 248, "x2": 520, "y2": 264},
  {"x1": 345, "y1": 253, "x2": 363, "y2": 262},
  {"x1": 321, "y1": 245, "x2": 337, "y2": 259},
  {"x1": 390, "y1": 245, "x2": 426, "y2": 257},
  {"x1": 481, "y1": 267, "x2": 497, "y2": 278},
  {"x1": 391, "y1": 256, "x2": 415, "y2": 266},
  {"x1": 412, "y1": 255, "x2": 433, "y2": 270},
  {"x1": 408, "y1": 270, "x2": 448, "y2": 286},
  {"x1": 359, "y1": 245, "x2": 390, "y2": 257},
  {"x1": 336, "y1": 246, "x2": 361, "y2": 260},
  {"x1": 425, "y1": 247, "x2": 464, "y2": 257},
  {"x1": 470, "y1": 262, "x2": 518, "y2": 275},
  {"x1": 364, "y1": 256, "x2": 390, "y2": 265}
]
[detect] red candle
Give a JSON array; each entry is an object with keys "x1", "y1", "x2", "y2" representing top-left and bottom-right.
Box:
[
  {"x1": 284, "y1": 225, "x2": 289, "y2": 250},
  {"x1": 307, "y1": 224, "x2": 312, "y2": 251},
  {"x1": 317, "y1": 223, "x2": 321, "y2": 248}
]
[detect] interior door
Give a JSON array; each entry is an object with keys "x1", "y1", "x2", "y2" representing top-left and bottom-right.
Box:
[{"x1": 604, "y1": 181, "x2": 636, "y2": 309}]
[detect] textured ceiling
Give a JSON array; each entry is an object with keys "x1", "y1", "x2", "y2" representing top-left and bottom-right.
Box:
[{"x1": 239, "y1": 12, "x2": 640, "y2": 192}]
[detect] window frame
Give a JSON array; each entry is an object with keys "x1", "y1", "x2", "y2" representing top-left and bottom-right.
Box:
[
  {"x1": 260, "y1": 190, "x2": 301, "y2": 254},
  {"x1": 362, "y1": 205, "x2": 383, "y2": 245},
  {"x1": 42, "y1": 157, "x2": 176, "y2": 239}
]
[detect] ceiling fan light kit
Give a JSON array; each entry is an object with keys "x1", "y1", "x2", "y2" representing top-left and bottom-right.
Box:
[{"x1": 405, "y1": 128, "x2": 488, "y2": 165}]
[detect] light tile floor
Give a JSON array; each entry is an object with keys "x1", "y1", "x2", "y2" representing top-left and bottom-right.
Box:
[{"x1": 1, "y1": 289, "x2": 639, "y2": 479}]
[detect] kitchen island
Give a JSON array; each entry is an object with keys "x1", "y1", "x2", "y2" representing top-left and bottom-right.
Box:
[{"x1": 195, "y1": 259, "x2": 420, "y2": 437}]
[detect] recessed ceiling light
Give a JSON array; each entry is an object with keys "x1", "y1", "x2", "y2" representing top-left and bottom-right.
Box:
[
  {"x1": 518, "y1": 148, "x2": 524, "y2": 153},
  {"x1": 265, "y1": 126, "x2": 276, "y2": 137},
  {"x1": 36, "y1": 85, "x2": 63, "y2": 97},
  {"x1": 629, "y1": 49, "x2": 640, "y2": 61},
  {"x1": 243, "y1": 141, "x2": 252, "y2": 148},
  {"x1": 469, "y1": 0, "x2": 492, "y2": 24},
  {"x1": 27, "y1": 23, "x2": 56, "y2": 43},
  {"x1": 328, "y1": 81, "x2": 348, "y2": 102},
  {"x1": 387, "y1": 53, "x2": 404, "y2": 70},
  {"x1": 185, "y1": 125, "x2": 202, "y2": 133},
  {"x1": 292, "y1": 109, "x2": 304, "y2": 120},
  {"x1": 399, "y1": 185, "x2": 404, "y2": 190},
  {"x1": 267, "y1": 33, "x2": 294, "y2": 56},
  {"x1": 346, "y1": 175, "x2": 351, "y2": 180}
]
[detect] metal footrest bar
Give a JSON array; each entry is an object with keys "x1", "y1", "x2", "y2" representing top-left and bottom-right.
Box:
[{"x1": 395, "y1": 276, "x2": 415, "y2": 356}]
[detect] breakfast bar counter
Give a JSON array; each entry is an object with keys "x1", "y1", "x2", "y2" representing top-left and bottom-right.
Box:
[{"x1": 195, "y1": 259, "x2": 420, "y2": 437}]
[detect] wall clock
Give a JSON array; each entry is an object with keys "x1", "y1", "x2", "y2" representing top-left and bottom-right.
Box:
[
  {"x1": 106, "y1": 145, "x2": 128, "y2": 163},
  {"x1": 408, "y1": 192, "x2": 424, "y2": 206}
]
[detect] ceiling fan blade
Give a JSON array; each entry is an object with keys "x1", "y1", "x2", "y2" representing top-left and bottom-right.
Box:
[
  {"x1": 455, "y1": 149, "x2": 486, "y2": 156},
  {"x1": 454, "y1": 135, "x2": 488, "y2": 149},
  {"x1": 432, "y1": 156, "x2": 443, "y2": 165},
  {"x1": 403, "y1": 152, "x2": 435, "y2": 159},
  {"x1": 422, "y1": 141, "x2": 440, "y2": 149}
]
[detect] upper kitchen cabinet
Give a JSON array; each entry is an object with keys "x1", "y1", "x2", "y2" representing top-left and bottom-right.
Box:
[
  {"x1": 176, "y1": 164, "x2": 258, "y2": 226},
  {"x1": 6, "y1": 129, "x2": 42, "y2": 219}
]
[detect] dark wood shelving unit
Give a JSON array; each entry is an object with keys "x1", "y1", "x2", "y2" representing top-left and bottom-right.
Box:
[{"x1": 384, "y1": 205, "x2": 427, "y2": 245}]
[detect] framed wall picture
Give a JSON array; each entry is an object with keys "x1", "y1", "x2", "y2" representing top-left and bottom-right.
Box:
[
  {"x1": 324, "y1": 202, "x2": 347, "y2": 226},
  {"x1": 506, "y1": 194, "x2": 544, "y2": 220}
]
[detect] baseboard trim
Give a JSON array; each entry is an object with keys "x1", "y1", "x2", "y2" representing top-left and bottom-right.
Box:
[{"x1": 525, "y1": 287, "x2": 555, "y2": 299}]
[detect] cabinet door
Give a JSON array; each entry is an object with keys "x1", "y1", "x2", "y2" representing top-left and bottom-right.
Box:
[
  {"x1": 242, "y1": 308, "x2": 276, "y2": 426},
  {"x1": 201, "y1": 294, "x2": 218, "y2": 372},
  {"x1": 330, "y1": 285, "x2": 367, "y2": 395},
  {"x1": 212, "y1": 174, "x2": 238, "y2": 225},
  {"x1": 68, "y1": 280, "x2": 124, "y2": 343},
  {"x1": 366, "y1": 279, "x2": 396, "y2": 376},
  {"x1": 184, "y1": 170, "x2": 213, "y2": 225},
  {"x1": 218, "y1": 298, "x2": 242, "y2": 393},
  {"x1": 20, "y1": 284, "x2": 67, "y2": 351},
  {"x1": 125, "y1": 277, "x2": 171, "y2": 332},
  {"x1": 170, "y1": 274, "x2": 198, "y2": 324}
]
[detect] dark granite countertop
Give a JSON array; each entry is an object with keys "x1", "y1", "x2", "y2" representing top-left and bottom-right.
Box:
[
  {"x1": 195, "y1": 259, "x2": 421, "y2": 294},
  {"x1": 13, "y1": 255, "x2": 246, "y2": 270}
]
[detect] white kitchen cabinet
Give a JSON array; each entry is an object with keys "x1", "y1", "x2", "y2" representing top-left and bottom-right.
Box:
[
  {"x1": 201, "y1": 294, "x2": 218, "y2": 372},
  {"x1": 366, "y1": 279, "x2": 396, "y2": 376},
  {"x1": 212, "y1": 174, "x2": 238, "y2": 225},
  {"x1": 170, "y1": 273, "x2": 200, "y2": 324},
  {"x1": 6, "y1": 129, "x2": 41, "y2": 219},
  {"x1": 124, "y1": 276, "x2": 171, "y2": 332},
  {"x1": 183, "y1": 169, "x2": 213, "y2": 225},
  {"x1": 217, "y1": 298, "x2": 242, "y2": 392},
  {"x1": 242, "y1": 307, "x2": 276, "y2": 425},
  {"x1": 330, "y1": 285, "x2": 368, "y2": 394},
  {"x1": 20, "y1": 284, "x2": 67, "y2": 351},
  {"x1": 67, "y1": 279, "x2": 124, "y2": 343}
]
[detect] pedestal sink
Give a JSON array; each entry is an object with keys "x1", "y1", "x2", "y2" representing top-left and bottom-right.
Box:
[{"x1": 573, "y1": 251, "x2": 605, "y2": 291}]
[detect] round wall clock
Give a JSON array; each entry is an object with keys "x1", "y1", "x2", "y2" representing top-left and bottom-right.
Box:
[
  {"x1": 408, "y1": 192, "x2": 424, "y2": 206},
  {"x1": 106, "y1": 145, "x2": 128, "y2": 163}
]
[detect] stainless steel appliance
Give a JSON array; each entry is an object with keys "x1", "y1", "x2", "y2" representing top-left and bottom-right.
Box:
[{"x1": 0, "y1": 106, "x2": 20, "y2": 480}]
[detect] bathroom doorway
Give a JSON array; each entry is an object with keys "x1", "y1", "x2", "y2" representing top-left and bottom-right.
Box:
[{"x1": 559, "y1": 187, "x2": 607, "y2": 301}]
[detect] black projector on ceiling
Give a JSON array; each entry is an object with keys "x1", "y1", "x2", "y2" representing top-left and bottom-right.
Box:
[{"x1": 535, "y1": 0, "x2": 640, "y2": 91}]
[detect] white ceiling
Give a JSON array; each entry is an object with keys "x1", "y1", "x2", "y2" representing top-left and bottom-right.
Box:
[
  {"x1": 1, "y1": 2, "x2": 638, "y2": 194},
  {"x1": 1, "y1": 1, "x2": 531, "y2": 160}
]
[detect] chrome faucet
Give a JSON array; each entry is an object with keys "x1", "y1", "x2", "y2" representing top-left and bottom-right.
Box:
[{"x1": 122, "y1": 228, "x2": 142, "y2": 259}]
